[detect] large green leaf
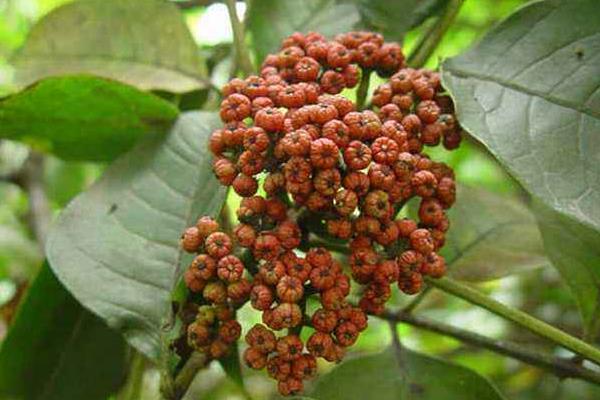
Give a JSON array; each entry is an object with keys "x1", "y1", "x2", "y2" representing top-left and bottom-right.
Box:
[
  {"x1": 353, "y1": 0, "x2": 448, "y2": 41},
  {"x1": 442, "y1": 0, "x2": 600, "y2": 233},
  {"x1": 246, "y1": 0, "x2": 361, "y2": 63},
  {"x1": 443, "y1": 186, "x2": 549, "y2": 281},
  {"x1": 0, "y1": 75, "x2": 179, "y2": 161},
  {"x1": 310, "y1": 348, "x2": 505, "y2": 400},
  {"x1": 535, "y1": 202, "x2": 600, "y2": 337},
  {"x1": 0, "y1": 263, "x2": 127, "y2": 400},
  {"x1": 46, "y1": 112, "x2": 227, "y2": 360},
  {"x1": 441, "y1": 0, "x2": 600, "y2": 331},
  {"x1": 13, "y1": 0, "x2": 207, "y2": 93}
]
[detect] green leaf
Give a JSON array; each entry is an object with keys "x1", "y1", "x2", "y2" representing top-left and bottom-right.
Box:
[
  {"x1": 441, "y1": 0, "x2": 600, "y2": 331},
  {"x1": 219, "y1": 342, "x2": 244, "y2": 388},
  {"x1": 0, "y1": 75, "x2": 179, "y2": 161},
  {"x1": 12, "y1": 0, "x2": 207, "y2": 93},
  {"x1": 310, "y1": 348, "x2": 505, "y2": 400},
  {"x1": 46, "y1": 112, "x2": 227, "y2": 360},
  {"x1": 0, "y1": 263, "x2": 127, "y2": 400},
  {"x1": 442, "y1": 186, "x2": 549, "y2": 281},
  {"x1": 45, "y1": 160, "x2": 87, "y2": 207},
  {"x1": 535, "y1": 202, "x2": 600, "y2": 337},
  {"x1": 353, "y1": 0, "x2": 448, "y2": 40},
  {"x1": 247, "y1": 0, "x2": 361, "y2": 63},
  {"x1": 442, "y1": 0, "x2": 600, "y2": 233}
]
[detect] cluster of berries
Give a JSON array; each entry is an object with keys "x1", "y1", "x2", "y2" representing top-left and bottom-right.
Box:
[
  {"x1": 233, "y1": 195, "x2": 367, "y2": 394},
  {"x1": 371, "y1": 67, "x2": 462, "y2": 151},
  {"x1": 180, "y1": 217, "x2": 246, "y2": 359},
  {"x1": 243, "y1": 296, "x2": 367, "y2": 395},
  {"x1": 180, "y1": 30, "x2": 463, "y2": 396},
  {"x1": 211, "y1": 30, "x2": 408, "y2": 196}
]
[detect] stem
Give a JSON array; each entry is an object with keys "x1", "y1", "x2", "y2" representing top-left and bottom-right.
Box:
[
  {"x1": 378, "y1": 309, "x2": 600, "y2": 385},
  {"x1": 307, "y1": 239, "x2": 349, "y2": 255},
  {"x1": 356, "y1": 69, "x2": 371, "y2": 110},
  {"x1": 225, "y1": 0, "x2": 254, "y2": 77},
  {"x1": 407, "y1": 0, "x2": 464, "y2": 68},
  {"x1": 116, "y1": 352, "x2": 147, "y2": 400},
  {"x1": 427, "y1": 277, "x2": 600, "y2": 366},
  {"x1": 162, "y1": 352, "x2": 209, "y2": 400},
  {"x1": 219, "y1": 200, "x2": 233, "y2": 234},
  {"x1": 400, "y1": 286, "x2": 431, "y2": 315}
]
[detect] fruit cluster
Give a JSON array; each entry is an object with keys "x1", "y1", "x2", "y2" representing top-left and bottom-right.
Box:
[
  {"x1": 180, "y1": 30, "x2": 464, "y2": 396},
  {"x1": 233, "y1": 195, "x2": 367, "y2": 394},
  {"x1": 181, "y1": 218, "x2": 246, "y2": 359}
]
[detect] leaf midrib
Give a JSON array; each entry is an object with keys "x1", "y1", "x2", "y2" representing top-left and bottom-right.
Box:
[{"x1": 36, "y1": 310, "x2": 86, "y2": 400}]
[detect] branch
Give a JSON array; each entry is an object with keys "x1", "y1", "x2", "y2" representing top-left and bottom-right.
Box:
[
  {"x1": 378, "y1": 309, "x2": 600, "y2": 385},
  {"x1": 400, "y1": 286, "x2": 431, "y2": 314},
  {"x1": 407, "y1": 0, "x2": 464, "y2": 68},
  {"x1": 19, "y1": 152, "x2": 51, "y2": 250},
  {"x1": 161, "y1": 352, "x2": 210, "y2": 400},
  {"x1": 225, "y1": 0, "x2": 254, "y2": 77},
  {"x1": 427, "y1": 277, "x2": 600, "y2": 366}
]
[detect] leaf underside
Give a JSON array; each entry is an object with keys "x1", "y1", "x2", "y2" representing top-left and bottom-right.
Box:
[
  {"x1": 46, "y1": 112, "x2": 227, "y2": 360},
  {"x1": 441, "y1": 0, "x2": 600, "y2": 331}
]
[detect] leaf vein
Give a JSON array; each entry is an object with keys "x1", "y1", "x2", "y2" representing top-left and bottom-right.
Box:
[{"x1": 446, "y1": 67, "x2": 600, "y2": 120}]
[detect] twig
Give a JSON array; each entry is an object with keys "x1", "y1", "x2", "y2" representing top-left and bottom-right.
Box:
[
  {"x1": 399, "y1": 286, "x2": 431, "y2": 315},
  {"x1": 573, "y1": 300, "x2": 600, "y2": 365},
  {"x1": 426, "y1": 277, "x2": 600, "y2": 366},
  {"x1": 225, "y1": 0, "x2": 254, "y2": 77},
  {"x1": 378, "y1": 309, "x2": 600, "y2": 385},
  {"x1": 174, "y1": 352, "x2": 209, "y2": 397},
  {"x1": 162, "y1": 352, "x2": 210, "y2": 400},
  {"x1": 407, "y1": 0, "x2": 464, "y2": 68}
]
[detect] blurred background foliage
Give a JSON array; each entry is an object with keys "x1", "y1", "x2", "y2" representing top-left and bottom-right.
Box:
[{"x1": 0, "y1": 0, "x2": 597, "y2": 399}]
